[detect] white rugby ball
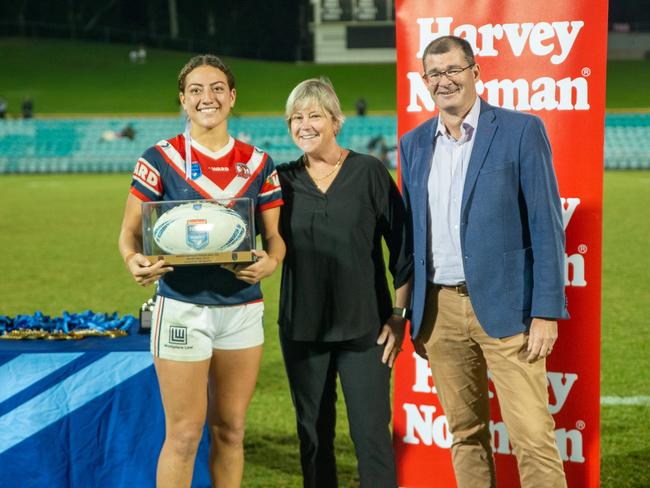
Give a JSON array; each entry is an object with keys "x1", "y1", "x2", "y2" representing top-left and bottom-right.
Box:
[{"x1": 153, "y1": 202, "x2": 247, "y2": 254}]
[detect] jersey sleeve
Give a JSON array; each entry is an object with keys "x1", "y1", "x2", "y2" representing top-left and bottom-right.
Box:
[
  {"x1": 129, "y1": 146, "x2": 164, "y2": 202},
  {"x1": 257, "y1": 155, "x2": 283, "y2": 212}
]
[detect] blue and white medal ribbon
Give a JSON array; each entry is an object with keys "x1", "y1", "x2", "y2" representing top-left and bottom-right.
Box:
[{"x1": 184, "y1": 118, "x2": 192, "y2": 180}]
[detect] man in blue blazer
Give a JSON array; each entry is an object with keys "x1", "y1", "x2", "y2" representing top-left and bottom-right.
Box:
[{"x1": 399, "y1": 36, "x2": 569, "y2": 487}]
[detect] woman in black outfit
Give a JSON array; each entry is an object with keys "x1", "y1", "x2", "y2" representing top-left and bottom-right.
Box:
[{"x1": 276, "y1": 78, "x2": 413, "y2": 488}]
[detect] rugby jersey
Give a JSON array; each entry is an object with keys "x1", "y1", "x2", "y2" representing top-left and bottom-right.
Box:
[{"x1": 130, "y1": 134, "x2": 283, "y2": 306}]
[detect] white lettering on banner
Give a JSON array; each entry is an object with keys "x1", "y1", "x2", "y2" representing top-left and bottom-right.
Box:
[
  {"x1": 490, "y1": 421, "x2": 585, "y2": 462},
  {"x1": 479, "y1": 77, "x2": 590, "y2": 111},
  {"x1": 560, "y1": 197, "x2": 587, "y2": 287},
  {"x1": 406, "y1": 72, "x2": 435, "y2": 112},
  {"x1": 406, "y1": 364, "x2": 583, "y2": 461},
  {"x1": 547, "y1": 372, "x2": 579, "y2": 414},
  {"x1": 416, "y1": 17, "x2": 584, "y2": 65},
  {"x1": 402, "y1": 405, "x2": 585, "y2": 462},
  {"x1": 411, "y1": 364, "x2": 579, "y2": 414},
  {"x1": 565, "y1": 252, "x2": 587, "y2": 286},
  {"x1": 412, "y1": 352, "x2": 436, "y2": 393},
  {"x1": 556, "y1": 429, "x2": 586, "y2": 462},
  {"x1": 406, "y1": 74, "x2": 589, "y2": 113},
  {"x1": 408, "y1": 17, "x2": 589, "y2": 113},
  {"x1": 561, "y1": 198, "x2": 580, "y2": 231},
  {"x1": 491, "y1": 420, "x2": 510, "y2": 453},
  {"x1": 402, "y1": 403, "x2": 453, "y2": 448}
]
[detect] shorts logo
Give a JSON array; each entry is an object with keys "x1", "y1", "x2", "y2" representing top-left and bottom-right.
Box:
[{"x1": 169, "y1": 325, "x2": 187, "y2": 345}]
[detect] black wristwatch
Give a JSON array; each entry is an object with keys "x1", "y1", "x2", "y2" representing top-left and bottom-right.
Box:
[{"x1": 392, "y1": 307, "x2": 411, "y2": 319}]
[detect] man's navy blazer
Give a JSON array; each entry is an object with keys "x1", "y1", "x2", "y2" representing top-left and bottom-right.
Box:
[{"x1": 399, "y1": 99, "x2": 569, "y2": 339}]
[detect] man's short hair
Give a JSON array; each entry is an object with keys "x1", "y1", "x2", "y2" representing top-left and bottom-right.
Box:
[{"x1": 422, "y1": 36, "x2": 476, "y2": 71}]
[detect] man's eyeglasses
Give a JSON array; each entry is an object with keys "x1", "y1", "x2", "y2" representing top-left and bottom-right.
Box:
[{"x1": 422, "y1": 64, "x2": 475, "y2": 83}]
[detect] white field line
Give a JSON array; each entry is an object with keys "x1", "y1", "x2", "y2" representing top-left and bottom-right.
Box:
[{"x1": 600, "y1": 396, "x2": 650, "y2": 406}]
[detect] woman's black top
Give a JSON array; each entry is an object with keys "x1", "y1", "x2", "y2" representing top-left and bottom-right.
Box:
[{"x1": 277, "y1": 151, "x2": 413, "y2": 343}]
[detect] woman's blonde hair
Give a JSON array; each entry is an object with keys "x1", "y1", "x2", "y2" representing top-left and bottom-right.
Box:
[{"x1": 285, "y1": 78, "x2": 345, "y2": 132}]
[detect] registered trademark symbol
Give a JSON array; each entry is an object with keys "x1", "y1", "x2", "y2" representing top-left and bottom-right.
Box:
[
  {"x1": 578, "y1": 244, "x2": 588, "y2": 254},
  {"x1": 576, "y1": 420, "x2": 586, "y2": 430},
  {"x1": 582, "y1": 67, "x2": 591, "y2": 77}
]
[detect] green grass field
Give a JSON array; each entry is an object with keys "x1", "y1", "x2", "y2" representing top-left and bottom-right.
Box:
[
  {"x1": 1, "y1": 38, "x2": 650, "y2": 115},
  {"x1": 0, "y1": 171, "x2": 648, "y2": 486}
]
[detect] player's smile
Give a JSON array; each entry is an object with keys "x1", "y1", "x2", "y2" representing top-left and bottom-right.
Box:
[{"x1": 180, "y1": 65, "x2": 236, "y2": 130}]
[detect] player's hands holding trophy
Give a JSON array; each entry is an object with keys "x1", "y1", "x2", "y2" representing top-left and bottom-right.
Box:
[
  {"x1": 124, "y1": 253, "x2": 173, "y2": 286},
  {"x1": 221, "y1": 249, "x2": 279, "y2": 284}
]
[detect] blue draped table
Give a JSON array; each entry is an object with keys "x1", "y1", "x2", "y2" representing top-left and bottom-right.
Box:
[{"x1": 0, "y1": 334, "x2": 211, "y2": 488}]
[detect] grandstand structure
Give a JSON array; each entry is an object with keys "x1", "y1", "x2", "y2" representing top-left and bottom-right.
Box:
[{"x1": 0, "y1": 114, "x2": 648, "y2": 173}]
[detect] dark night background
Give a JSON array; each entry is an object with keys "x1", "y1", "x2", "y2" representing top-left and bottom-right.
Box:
[{"x1": 0, "y1": 0, "x2": 648, "y2": 61}]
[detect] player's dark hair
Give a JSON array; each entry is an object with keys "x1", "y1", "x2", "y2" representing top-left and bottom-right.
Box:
[
  {"x1": 422, "y1": 36, "x2": 476, "y2": 71},
  {"x1": 178, "y1": 55, "x2": 235, "y2": 92}
]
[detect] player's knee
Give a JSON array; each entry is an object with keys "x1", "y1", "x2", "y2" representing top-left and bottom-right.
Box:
[
  {"x1": 212, "y1": 418, "x2": 246, "y2": 448},
  {"x1": 166, "y1": 421, "x2": 204, "y2": 458}
]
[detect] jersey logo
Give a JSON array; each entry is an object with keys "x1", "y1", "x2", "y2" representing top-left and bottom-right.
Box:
[{"x1": 235, "y1": 162, "x2": 251, "y2": 179}]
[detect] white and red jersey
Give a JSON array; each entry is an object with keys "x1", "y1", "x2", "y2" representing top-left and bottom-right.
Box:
[{"x1": 130, "y1": 134, "x2": 283, "y2": 306}]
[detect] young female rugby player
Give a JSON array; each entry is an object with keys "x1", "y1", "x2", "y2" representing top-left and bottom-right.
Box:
[{"x1": 118, "y1": 54, "x2": 284, "y2": 488}]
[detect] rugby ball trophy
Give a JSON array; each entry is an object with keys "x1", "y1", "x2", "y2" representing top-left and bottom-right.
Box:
[{"x1": 141, "y1": 198, "x2": 255, "y2": 265}]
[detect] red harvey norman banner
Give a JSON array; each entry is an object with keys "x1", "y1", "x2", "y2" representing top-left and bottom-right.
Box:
[{"x1": 393, "y1": 1, "x2": 608, "y2": 486}]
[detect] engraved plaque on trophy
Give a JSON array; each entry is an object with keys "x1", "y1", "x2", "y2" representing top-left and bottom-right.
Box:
[{"x1": 141, "y1": 198, "x2": 255, "y2": 265}]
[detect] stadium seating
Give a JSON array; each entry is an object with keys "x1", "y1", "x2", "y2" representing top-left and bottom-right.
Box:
[
  {"x1": 0, "y1": 114, "x2": 647, "y2": 173},
  {"x1": 604, "y1": 114, "x2": 650, "y2": 170}
]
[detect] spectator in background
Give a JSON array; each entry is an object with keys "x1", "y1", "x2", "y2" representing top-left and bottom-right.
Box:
[
  {"x1": 120, "y1": 124, "x2": 136, "y2": 140},
  {"x1": 367, "y1": 135, "x2": 389, "y2": 167},
  {"x1": 137, "y1": 44, "x2": 147, "y2": 63},
  {"x1": 100, "y1": 123, "x2": 137, "y2": 142},
  {"x1": 22, "y1": 97, "x2": 33, "y2": 119},
  {"x1": 0, "y1": 98, "x2": 7, "y2": 119},
  {"x1": 367, "y1": 135, "x2": 398, "y2": 169},
  {"x1": 355, "y1": 97, "x2": 367, "y2": 116},
  {"x1": 129, "y1": 44, "x2": 148, "y2": 64}
]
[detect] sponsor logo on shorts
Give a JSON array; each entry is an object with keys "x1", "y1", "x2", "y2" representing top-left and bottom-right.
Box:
[{"x1": 169, "y1": 325, "x2": 187, "y2": 345}]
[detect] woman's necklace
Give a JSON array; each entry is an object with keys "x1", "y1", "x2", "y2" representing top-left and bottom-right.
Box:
[{"x1": 304, "y1": 151, "x2": 343, "y2": 187}]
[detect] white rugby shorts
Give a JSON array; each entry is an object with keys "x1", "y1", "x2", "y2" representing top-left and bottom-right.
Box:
[{"x1": 150, "y1": 296, "x2": 264, "y2": 361}]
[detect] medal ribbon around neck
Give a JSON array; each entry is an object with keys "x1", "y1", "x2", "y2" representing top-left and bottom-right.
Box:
[{"x1": 184, "y1": 118, "x2": 192, "y2": 180}]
